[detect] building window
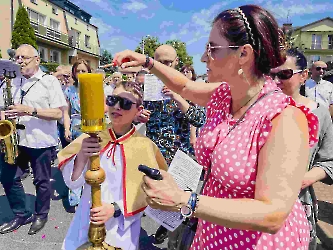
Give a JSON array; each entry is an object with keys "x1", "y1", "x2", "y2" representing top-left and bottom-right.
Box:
[
  {"x1": 38, "y1": 47, "x2": 47, "y2": 62},
  {"x1": 27, "y1": 8, "x2": 46, "y2": 25},
  {"x1": 52, "y1": 7, "x2": 58, "y2": 15},
  {"x1": 50, "y1": 50, "x2": 61, "y2": 63},
  {"x1": 75, "y1": 18, "x2": 77, "y2": 24},
  {"x1": 328, "y1": 35, "x2": 333, "y2": 49},
  {"x1": 85, "y1": 35, "x2": 91, "y2": 48},
  {"x1": 69, "y1": 9, "x2": 75, "y2": 14},
  {"x1": 50, "y1": 19, "x2": 59, "y2": 31},
  {"x1": 87, "y1": 25, "x2": 89, "y2": 31},
  {"x1": 30, "y1": 0, "x2": 38, "y2": 4},
  {"x1": 311, "y1": 34, "x2": 322, "y2": 49}
]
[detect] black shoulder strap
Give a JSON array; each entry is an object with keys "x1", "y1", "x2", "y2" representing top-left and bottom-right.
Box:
[{"x1": 20, "y1": 74, "x2": 47, "y2": 104}]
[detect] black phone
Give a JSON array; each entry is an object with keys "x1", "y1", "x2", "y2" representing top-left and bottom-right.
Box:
[{"x1": 138, "y1": 164, "x2": 163, "y2": 180}]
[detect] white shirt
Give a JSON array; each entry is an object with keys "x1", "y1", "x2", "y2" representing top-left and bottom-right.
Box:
[
  {"x1": 305, "y1": 78, "x2": 333, "y2": 108},
  {"x1": 104, "y1": 83, "x2": 115, "y2": 97},
  {"x1": 0, "y1": 69, "x2": 67, "y2": 148},
  {"x1": 62, "y1": 143, "x2": 142, "y2": 250}
]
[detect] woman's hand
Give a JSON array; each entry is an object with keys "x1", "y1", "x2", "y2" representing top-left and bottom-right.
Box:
[
  {"x1": 136, "y1": 109, "x2": 151, "y2": 123},
  {"x1": 113, "y1": 50, "x2": 146, "y2": 69},
  {"x1": 64, "y1": 129, "x2": 72, "y2": 142},
  {"x1": 141, "y1": 170, "x2": 190, "y2": 212},
  {"x1": 90, "y1": 203, "x2": 115, "y2": 225},
  {"x1": 162, "y1": 86, "x2": 181, "y2": 101}
]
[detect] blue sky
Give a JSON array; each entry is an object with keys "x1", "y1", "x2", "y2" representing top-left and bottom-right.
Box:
[{"x1": 70, "y1": 0, "x2": 333, "y2": 75}]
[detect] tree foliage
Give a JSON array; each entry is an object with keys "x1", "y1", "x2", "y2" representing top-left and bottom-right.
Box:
[
  {"x1": 0, "y1": 49, "x2": 2, "y2": 59},
  {"x1": 11, "y1": 6, "x2": 37, "y2": 50},
  {"x1": 135, "y1": 36, "x2": 161, "y2": 58},
  {"x1": 165, "y1": 39, "x2": 193, "y2": 71},
  {"x1": 100, "y1": 49, "x2": 116, "y2": 73}
]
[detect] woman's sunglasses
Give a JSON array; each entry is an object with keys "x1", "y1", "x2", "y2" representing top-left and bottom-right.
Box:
[
  {"x1": 106, "y1": 95, "x2": 136, "y2": 110},
  {"x1": 270, "y1": 69, "x2": 303, "y2": 80}
]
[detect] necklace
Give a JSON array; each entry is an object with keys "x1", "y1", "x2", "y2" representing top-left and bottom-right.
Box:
[{"x1": 231, "y1": 87, "x2": 262, "y2": 116}]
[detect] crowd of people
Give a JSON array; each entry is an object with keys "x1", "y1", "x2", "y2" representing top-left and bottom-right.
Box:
[{"x1": 1, "y1": 3, "x2": 333, "y2": 250}]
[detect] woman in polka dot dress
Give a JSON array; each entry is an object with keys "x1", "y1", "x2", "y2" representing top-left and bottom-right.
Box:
[{"x1": 113, "y1": 5, "x2": 318, "y2": 250}]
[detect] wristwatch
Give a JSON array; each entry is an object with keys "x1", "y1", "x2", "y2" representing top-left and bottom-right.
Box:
[
  {"x1": 180, "y1": 193, "x2": 197, "y2": 219},
  {"x1": 31, "y1": 108, "x2": 38, "y2": 117},
  {"x1": 112, "y1": 202, "x2": 121, "y2": 218}
]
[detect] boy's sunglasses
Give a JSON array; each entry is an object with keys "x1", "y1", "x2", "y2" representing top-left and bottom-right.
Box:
[
  {"x1": 270, "y1": 69, "x2": 303, "y2": 80},
  {"x1": 106, "y1": 95, "x2": 136, "y2": 110},
  {"x1": 316, "y1": 66, "x2": 327, "y2": 71}
]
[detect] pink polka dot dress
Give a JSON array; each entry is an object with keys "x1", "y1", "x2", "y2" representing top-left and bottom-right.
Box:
[{"x1": 191, "y1": 78, "x2": 318, "y2": 250}]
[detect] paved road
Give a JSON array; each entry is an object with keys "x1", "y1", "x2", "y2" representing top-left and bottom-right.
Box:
[{"x1": 0, "y1": 166, "x2": 167, "y2": 250}]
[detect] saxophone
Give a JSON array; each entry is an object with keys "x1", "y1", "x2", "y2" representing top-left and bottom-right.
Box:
[{"x1": 0, "y1": 71, "x2": 20, "y2": 165}]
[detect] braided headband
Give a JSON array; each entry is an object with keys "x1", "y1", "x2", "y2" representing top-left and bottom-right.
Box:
[{"x1": 235, "y1": 8, "x2": 256, "y2": 46}]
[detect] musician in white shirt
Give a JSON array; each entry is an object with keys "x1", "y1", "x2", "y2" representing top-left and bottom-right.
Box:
[{"x1": 0, "y1": 44, "x2": 67, "y2": 235}]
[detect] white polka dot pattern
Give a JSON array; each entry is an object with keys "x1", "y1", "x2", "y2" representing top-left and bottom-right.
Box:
[{"x1": 190, "y1": 78, "x2": 318, "y2": 249}]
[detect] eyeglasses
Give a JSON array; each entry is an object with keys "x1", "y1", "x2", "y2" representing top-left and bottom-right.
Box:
[
  {"x1": 270, "y1": 69, "x2": 303, "y2": 80},
  {"x1": 316, "y1": 66, "x2": 327, "y2": 71},
  {"x1": 206, "y1": 43, "x2": 239, "y2": 60},
  {"x1": 14, "y1": 55, "x2": 37, "y2": 62},
  {"x1": 106, "y1": 95, "x2": 136, "y2": 110}
]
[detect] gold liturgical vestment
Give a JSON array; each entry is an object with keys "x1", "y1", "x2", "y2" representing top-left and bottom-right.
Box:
[{"x1": 58, "y1": 126, "x2": 168, "y2": 216}]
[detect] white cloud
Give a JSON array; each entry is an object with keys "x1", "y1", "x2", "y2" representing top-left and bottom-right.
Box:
[
  {"x1": 100, "y1": 36, "x2": 140, "y2": 55},
  {"x1": 160, "y1": 21, "x2": 174, "y2": 29},
  {"x1": 263, "y1": 1, "x2": 333, "y2": 22},
  {"x1": 166, "y1": 2, "x2": 229, "y2": 45},
  {"x1": 90, "y1": 17, "x2": 120, "y2": 35},
  {"x1": 122, "y1": 0, "x2": 148, "y2": 13},
  {"x1": 141, "y1": 13, "x2": 155, "y2": 20}
]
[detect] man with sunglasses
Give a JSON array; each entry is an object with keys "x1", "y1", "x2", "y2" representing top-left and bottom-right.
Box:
[
  {"x1": 0, "y1": 44, "x2": 67, "y2": 235},
  {"x1": 142, "y1": 45, "x2": 206, "y2": 245},
  {"x1": 305, "y1": 61, "x2": 333, "y2": 117}
]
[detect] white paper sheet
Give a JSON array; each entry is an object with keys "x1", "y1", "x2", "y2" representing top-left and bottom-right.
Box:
[
  {"x1": 144, "y1": 150, "x2": 203, "y2": 231},
  {"x1": 0, "y1": 59, "x2": 21, "y2": 78},
  {"x1": 143, "y1": 74, "x2": 170, "y2": 101}
]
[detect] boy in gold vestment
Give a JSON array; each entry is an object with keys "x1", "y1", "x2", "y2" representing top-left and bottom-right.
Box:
[{"x1": 58, "y1": 81, "x2": 168, "y2": 250}]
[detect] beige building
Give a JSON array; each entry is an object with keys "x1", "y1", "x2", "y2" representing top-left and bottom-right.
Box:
[
  {"x1": 287, "y1": 17, "x2": 333, "y2": 67},
  {"x1": 0, "y1": 0, "x2": 100, "y2": 69}
]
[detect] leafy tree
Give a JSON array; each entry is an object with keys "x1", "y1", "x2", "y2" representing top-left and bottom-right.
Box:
[
  {"x1": 100, "y1": 49, "x2": 116, "y2": 73},
  {"x1": 135, "y1": 36, "x2": 161, "y2": 58},
  {"x1": 11, "y1": 6, "x2": 37, "y2": 49},
  {"x1": 0, "y1": 49, "x2": 2, "y2": 59},
  {"x1": 165, "y1": 39, "x2": 193, "y2": 71}
]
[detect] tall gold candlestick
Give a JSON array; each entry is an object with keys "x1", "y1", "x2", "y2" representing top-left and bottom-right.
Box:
[{"x1": 77, "y1": 73, "x2": 106, "y2": 250}]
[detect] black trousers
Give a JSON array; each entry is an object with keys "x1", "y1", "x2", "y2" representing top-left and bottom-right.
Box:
[{"x1": 0, "y1": 146, "x2": 55, "y2": 219}]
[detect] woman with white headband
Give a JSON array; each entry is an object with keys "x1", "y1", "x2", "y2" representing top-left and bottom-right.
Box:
[{"x1": 115, "y1": 5, "x2": 317, "y2": 249}]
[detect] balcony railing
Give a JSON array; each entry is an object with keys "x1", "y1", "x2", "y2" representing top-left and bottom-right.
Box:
[
  {"x1": 30, "y1": 20, "x2": 68, "y2": 45},
  {"x1": 68, "y1": 36, "x2": 100, "y2": 56},
  {"x1": 310, "y1": 41, "x2": 333, "y2": 50}
]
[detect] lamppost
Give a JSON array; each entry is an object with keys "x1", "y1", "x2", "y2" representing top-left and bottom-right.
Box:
[{"x1": 142, "y1": 35, "x2": 150, "y2": 55}]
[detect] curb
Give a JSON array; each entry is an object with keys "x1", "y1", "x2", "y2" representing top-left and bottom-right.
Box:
[{"x1": 317, "y1": 221, "x2": 333, "y2": 249}]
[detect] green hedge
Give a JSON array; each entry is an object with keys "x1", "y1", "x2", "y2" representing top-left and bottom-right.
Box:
[{"x1": 40, "y1": 62, "x2": 59, "y2": 73}]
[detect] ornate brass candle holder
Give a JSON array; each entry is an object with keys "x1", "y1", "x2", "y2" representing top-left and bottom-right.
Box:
[{"x1": 76, "y1": 73, "x2": 106, "y2": 250}]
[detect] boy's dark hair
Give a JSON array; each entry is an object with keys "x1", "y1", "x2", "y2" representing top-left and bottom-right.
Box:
[{"x1": 115, "y1": 81, "x2": 143, "y2": 106}]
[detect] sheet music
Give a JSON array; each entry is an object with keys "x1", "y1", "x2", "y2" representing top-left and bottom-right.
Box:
[
  {"x1": 0, "y1": 59, "x2": 21, "y2": 78},
  {"x1": 144, "y1": 150, "x2": 203, "y2": 231},
  {"x1": 143, "y1": 74, "x2": 170, "y2": 101}
]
